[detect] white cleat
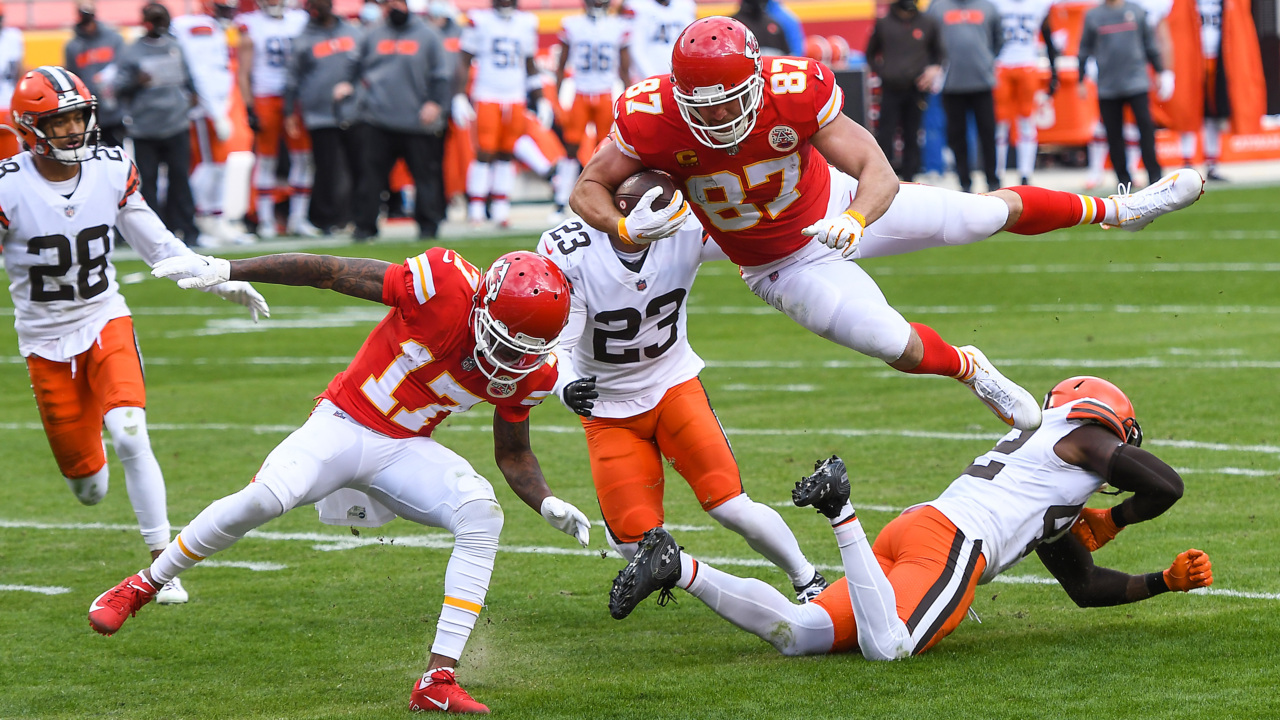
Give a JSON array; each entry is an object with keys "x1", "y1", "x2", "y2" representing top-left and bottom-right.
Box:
[
  {"x1": 287, "y1": 218, "x2": 323, "y2": 238},
  {"x1": 1108, "y1": 168, "x2": 1205, "y2": 232},
  {"x1": 257, "y1": 222, "x2": 279, "y2": 240},
  {"x1": 155, "y1": 577, "x2": 189, "y2": 605},
  {"x1": 956, "y1": 346, "x2": 1042, "y2": 430}
]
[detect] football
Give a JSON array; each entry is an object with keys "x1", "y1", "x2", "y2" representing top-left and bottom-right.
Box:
[{"x1": 614, "y1": 169, "x2": 678, "y2": 215}]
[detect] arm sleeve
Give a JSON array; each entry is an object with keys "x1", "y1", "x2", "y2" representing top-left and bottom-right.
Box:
[
  {"x1": 928, "y1": 17, "x2": 947, "y2": 65},
  {"x1": 1041, "y1": 16, "x2": 1058, "y2": 70},
  {"x1": 283, "y1": 42, "x2": 306, "y2": 116},
  {"x1": 865, "y1": 25, "x2": 883, "y2": 69},
  {"x1": 425, "y1": 29, "x2": 452, "y2": 107},
  {"x1": 1139, "y1": 11, "x2": 1164, "y2": 72},
  {"x1": 1076, "y1": 17, "x2": 1095, "y2": 72},
  {"x1": 1037, "y1": 531, "x2": 1163, "y2": 607},
  {"x1": 990, "y1": 8, "x2": 1005, "y2": 56},
  {"x1": 1104, "y1": 444, "x2": 1184, "y2": 526},
  {"x1": 118, "y1": 192, "x2": 198, "y2": 266}
]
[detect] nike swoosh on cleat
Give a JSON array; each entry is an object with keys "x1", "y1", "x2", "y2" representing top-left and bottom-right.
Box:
[{"x1": 426, "y1": 696, "x2": 449, "y2": 711}]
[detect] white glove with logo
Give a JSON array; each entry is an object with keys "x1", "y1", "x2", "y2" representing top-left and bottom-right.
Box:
[
  {"x1": 152, "y1": 254, "x2": 231, "y2": 288},
  {"x1": 802, "y1": 210, "x2": 866, "y2": 258},
  {"x1": 451, "y1": 93, "x2": 475, "y2": 128},
  {"x1": 540, "y1": 496, "x2": 591, "y2": 547},
  {"x1": 207, "y1": 281, "x2": 271, "y2": 322},
  {"x1": 213, "y1": 114, "x2": 235, "y2": 142},
  {"x1": 617, "y1": 187, "x2": 691, "y2": 246},
  {"x1": 536, "y1": 97, "x2": 555, "y2": 129},
  {"x1": 1157, "y1": 70, "x2": 1176, "y2": 102}
]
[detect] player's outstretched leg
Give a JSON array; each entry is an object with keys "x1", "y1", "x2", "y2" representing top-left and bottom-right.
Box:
[
  {"x1": 609, "y1": 527, "x2": 683, "y2": 620},
  {"x1": 1001, "y1": 168, "x2": 1204, "y2": 235}
]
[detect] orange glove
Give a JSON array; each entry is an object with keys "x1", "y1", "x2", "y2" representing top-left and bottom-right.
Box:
[
  {"x1": 1070, "y1": 508, "x2": 1123, "y2": 551},
  {"x1": 1163, "y1": 549, "x2": 1213, "y2": 592}
]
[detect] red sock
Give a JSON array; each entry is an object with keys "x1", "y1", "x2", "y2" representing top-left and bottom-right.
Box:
[
  {"x1": 1006, "y1": 186, "x2": 1113, "y2": 235},
  {"x1": 904, "y1": 323, "x2": 964, "y2": 377}
]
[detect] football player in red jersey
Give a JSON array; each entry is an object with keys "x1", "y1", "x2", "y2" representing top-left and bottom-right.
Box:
[
  {"x1": 89, "y1": 249, "x2": 592, "y2": 714},
  {"x1": 572, "y1": 16, "x2": 1205, "y2": 432}
]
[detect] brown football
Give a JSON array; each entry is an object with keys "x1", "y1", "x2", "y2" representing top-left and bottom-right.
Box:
[{"x1": 614, "y1": 169, "x2": 679, "y2": 215}]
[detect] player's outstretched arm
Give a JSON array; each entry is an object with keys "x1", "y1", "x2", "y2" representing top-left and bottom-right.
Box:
[
  {"x1": 493, "y1": 411, "x2": 591, "y2": 546},
  {"x1": 153, "y1": 253, "x2": 391, "y2": 303},
  {"x1": 1037, "y1": 534, "x2": 1212, "y2": 608},
  {"x1": 810, "y1": 114, "x2": 898, "y2": 226}
]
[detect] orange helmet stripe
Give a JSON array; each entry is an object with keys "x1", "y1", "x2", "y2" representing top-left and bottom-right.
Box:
[{"x1": 1066, "y1": 400, "x2": 1127, "y2": 441}]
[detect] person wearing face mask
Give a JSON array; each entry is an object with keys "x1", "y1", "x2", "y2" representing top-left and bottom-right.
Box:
[
  {"x1": 865, "y1": 0, "x2": 945, "y2": 181},
  {"x1": 284, "y1": 0, "x2": 363, "y2": 234},
  {"x1": 65, "y1": 1, "x2": 127, "y2": 149},
  {"x1": 0, "y1": 0, "x2": 25, "y2": 158},
  {"x1": 114, "y1": 3, "x2": 202, "y2": 245},
  {"x1": 731, "y1": 0, "x2": 790, "y2": 56}
]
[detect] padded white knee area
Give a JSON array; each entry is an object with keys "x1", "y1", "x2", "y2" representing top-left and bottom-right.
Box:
[
  {"x1": 66, "y1": 466, "x2": 109, "y2": 506},
  {"x1": 214, "y1": 483, "x2": 287, "y2": 538},
  {"x1": 104, "y1": 407, "x2": 153, "y2": 462},
  {"x1": 944, "y1": 192, "x2": 1008, "y2": 246},
  {"x1": 607, "y1": 533, "x2": 639, "y2": 561},
  {"x1": 450, "y1": 498, "x2": 504, "y2": 551}
]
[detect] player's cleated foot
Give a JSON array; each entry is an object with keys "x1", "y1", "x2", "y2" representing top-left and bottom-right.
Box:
[
  {"x1": 287, "y1": 218, "x2": 323, "y2": 238},
  {"x1": 794, "y1": 571, "x2": 829, "y2": 603},
  {"x1": 409, "y1": 667, "x2": 490, "y2": 714},
  {"x1": 257, "y1": 222, "x2": 279, "y2": 240},
  {"x1": 155, "y1": 577, "x2": 189, "y2": 605},
  {"x1": 1108, "y1": 168, "x2": 1205, "y2": 232},
  {"x1": 792, "y1": 456, "x2": 851, "y2": 520},
  {"x1": 1204, "y1": 167, "x2": 1228, "y2": 182},
  {"x1": 609, "y1": 527, "x2": 682, "y2": 620},
  {"x1": 88, "y1": 572, "x2": 157, "y2": 635},
  {"x1": 956, "y1": 346, "x2": 1042, "y2": 430}
]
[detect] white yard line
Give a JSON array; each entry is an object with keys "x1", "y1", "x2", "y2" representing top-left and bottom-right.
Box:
[{"x1": 0, "y1": 584, "x2": 72, "y2": 595}]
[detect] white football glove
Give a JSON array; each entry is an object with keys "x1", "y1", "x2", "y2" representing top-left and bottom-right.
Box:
[
  {"x1": 536, "y1": 97, "x2": 555, "y2": 129},
  {"x1": 451, "y1": 93, "x2": 475, "y2": 128},
  {"x1": 1157, "y1": 70, "x2": 1176, "y2": 102},
  {"x1": 617, "y1": 186, "x2": 691, "y2": 246},
  {"x1": 802, "y1": 210, "x2": 866, "y2": 258},
  {"x1": 152, "y1": 254, "x2": 231, "y2": 288},
  {"x1": 540, "y1": 496, "x2": 590, "y2": 547},
  {"x1": 206, "y1": 281, "x2": 271, "y2": 322},
  {"x1": 213, "y1": 115, "x2": 235, "y2": 142}
]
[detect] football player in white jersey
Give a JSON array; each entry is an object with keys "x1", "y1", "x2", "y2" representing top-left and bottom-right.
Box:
[
  {"x1": 991, "y1": 0, "x2": 1058, "y2": 186},
  {"x1": 237, "y1": 0, "x2": 317, "y2": 237},
  {"x1": 0, "y1": 5, "x2": 25, "y2": 159},
  {"x1": 453, "y1": 0, "x2": 545, "y2": 226},
  {"x1": 550, "y1": 0, "x2": 631, "y2": 219},
  {"x1": 610, "y1": 376, "x2": 1213, "y2": 659},
  {"x1": 537, "y1": 187, "x2": 828, "y2": 603},
  {"x1": 621, "y1": 0, "x2": 696, "y2": 83},
  {"x1": 1, "y1": 68, "x2": 269, "y2": 603}
]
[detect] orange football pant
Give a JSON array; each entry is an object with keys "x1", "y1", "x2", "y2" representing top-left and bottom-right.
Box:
[
  {"x1": 812, "y1": 505, "x2": 987, "y2": 655},
  {"x1": 252, "y1": 95, "x2": 311, "y2": 157},
  {"x1": 583, "y1": 377, "x2": 742, "y2": 543},
  {"x1": 562, "y1": 92, "x2": 614, "y2": 149},
  {"x1": 475, "y1": 101, "x2": 526, "y2": 155},
  {"x1": 995, "y1": 65, "x2": 1041, "y2": 122},
  {"x1": 26, "y1": 316, "x2": 147, "y2": 479}
]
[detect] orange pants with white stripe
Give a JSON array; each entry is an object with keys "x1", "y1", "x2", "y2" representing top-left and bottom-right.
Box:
[
  {"x1": 583, "y1": 377, "x2": 743, "y2": 544},
  {"x1": 812, "y1": 505, "x2": 987, "y2": 656}
]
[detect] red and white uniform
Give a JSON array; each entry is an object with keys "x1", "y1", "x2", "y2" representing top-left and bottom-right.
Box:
[
  {"x1": 238, "y1": 8, "x2": 310, "y2": 98},
  {"x1": 611, "y1": 58, "x2": 844, "y2": 267},
  {"x1": 320, "y1": 247, "x2": 557, "y2": 439},
  {"x1": 622, "y1": 0, "x2": 696, "y2": 82}
]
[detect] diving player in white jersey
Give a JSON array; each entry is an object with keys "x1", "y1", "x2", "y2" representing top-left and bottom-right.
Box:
[
  {"x1": 1, "y1": 67, "x2": 269, "y2": 602},
  {"x1": 537, "y1": 188, "x2": 828, "y2": 602},
  {"x1": 454, "y1": 0, "x2": 544, "y2": 226},
  {"x1": 237, "y1": 0, "x2": 316, "y2": 237},
  {"x1": 991, "y1": 0, "x2": 1058, "y2": 186},
  {"x1": 551, "y1": 0, "x2": 631, "y2": 219},
  {"x1": 621, "y1": 0, "x2": 696, "y2": 83},
  {"x1": 609, "y1": 376, "x2": 1213, "y2": 659}
]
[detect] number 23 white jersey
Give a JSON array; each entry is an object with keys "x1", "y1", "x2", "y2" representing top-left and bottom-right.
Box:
[
  {"x1": 924, "y1": 401, "x2": 1109, "y2": 584},
  {"x1": 537, "y1": 217, "x2": 726, "y2": 418}
]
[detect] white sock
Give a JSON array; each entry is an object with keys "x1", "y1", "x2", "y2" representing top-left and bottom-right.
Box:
[
  {"x1": 1203, "y1": 120, "x2": 1222, "y2": 165},
  {"x1": 104, "y1": 407, "x2": 170, "y2": 551},
  {"x1": 1180, "y1": 130, "x2": 1198, "y2": 161},
  {"x1": 255, "y1": 155, "x2": 278, "y2": 229},
  {"x1": 66, "y1": 464, "x2": 109, "y2": 506},
  {"x1": 489, "y1": 160, "x2": 515, "y2": 223},
  {"x1": 995, "y1": 121, "x2": 1010, "y2": 179},
  {"x1": 513, "y1": 134, "x2": 552, "y2": 177},
  {"x1": 190, "y1": 163, "x2": 212, "y2": 216},
  {"x1": 1015, "y1": 117, "x2": 1037, "y2": 180},
  {"x1": 289, "y1": 192, "x2": 310, "y2": 226},
  {"x1": 206, "y1": 163, "x2": 226, "y2": 216},
  {"x1": 679, "y1": 554, "x2": 833, "y2": 656},
  {"x1": 831, "y1": 512, "x2": 912, "y2": 661},
  {"x1": 553, "y1": 158, "x2": 580, "y2": 208},
  {"x1": 1087, "y1": 123, "x2": 1108, "y2": 179},
  {"x1": 707, "y1": 494, "x2": 815, "y2": 587},
  {"x1": 431, "y1": 499, "x2": 503, "y2": 660},
  {"x1": 1123, "y1": 123, "x2": 1141, "y2": 177},
  {"x1": 222, "y1": 151, "x2": 255, "y2": 222},
  {"x1": 149, "y1": 482, "x2": 284, "y2": 585},
  {"x1": 466, "y1": 161, "x2": 491, "y2": 221}
]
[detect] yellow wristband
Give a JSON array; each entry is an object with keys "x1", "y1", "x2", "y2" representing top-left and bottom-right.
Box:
[
  {"x1": 616, "y1": 218, "x2": 641, "y2": 248},
  {"x1": 843, "y1": 209, "x2": 867, "y2": 228}
]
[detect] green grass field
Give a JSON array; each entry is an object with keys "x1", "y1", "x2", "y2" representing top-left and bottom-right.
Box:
[{"x1": 2, "y1": 186, "x2": 1279, "y2": 719}]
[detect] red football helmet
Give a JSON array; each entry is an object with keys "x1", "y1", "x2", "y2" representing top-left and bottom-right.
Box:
[
  {"x1": 671, "y1": 16, "x2": 763, "y2": 150},
  {"x1": 10, "y1": 66, "x2": 98, "y2": 164},
  {"x1": 471, "y1": 252, "x2": 571, "y2": 384},
  {"x1": 1044, "y1": 376, "x2": 1142, "y2": 446}
]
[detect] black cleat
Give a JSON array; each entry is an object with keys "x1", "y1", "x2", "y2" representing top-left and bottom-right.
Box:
[
  {"x1": 794, "y1": 571, "x2": 829, "y2": 603},
  {"x1": 793, "y1": 455, "x2": 851, "y2": 520},
  {"x1": 609, "y1": 527, "x2": 682, "y2": 620}
]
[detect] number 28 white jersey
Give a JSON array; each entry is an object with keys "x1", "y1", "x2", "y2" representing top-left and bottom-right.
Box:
[
  {"x1": 923, "y1": 402, "x2": 1109, "y2": 584},
  {"x1": 559, "y1": 14, "x2": 630, "y2": 96},
  {"x1": 537, "y1": 217, "x2": 726, "y2": 418},
  {"x1": 460, "y1": 9, "x2": 539, "y2": 104}
]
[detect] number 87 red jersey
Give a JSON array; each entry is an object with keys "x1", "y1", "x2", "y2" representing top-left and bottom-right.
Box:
[{"x1": 610, "y1": 57, "x2": 845, "y2": 267}]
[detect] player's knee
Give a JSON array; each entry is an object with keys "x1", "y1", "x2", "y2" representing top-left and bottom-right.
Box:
[
  {"x1": 841, "y1": 307, "x2": 912, "y2": 363},
  {"x1": 706, "y1": 493, "x2": 755, "y2": 533},
  {"x1": 104, "y1": 407, "x2": 154, "y2": 462},
  {"x1": 65, "y1": 465, "x2": 109, "y2": 506},
  {"x1": 216, "y1": 483, "x2": 286, "y2": 535},
  {"x1": 451, "y1": 499, "x2": 504, "y2": 554},
  {"x1": 858, "y1": 628, "x2": 913, "y2": 661}
]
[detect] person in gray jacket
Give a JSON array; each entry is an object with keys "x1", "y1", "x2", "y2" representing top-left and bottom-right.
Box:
[
  {"x1": 114, "y1": 2, "x2": 200, "y2": 244},
  {"x1": 1078, "y1": 0, "x2": 1166, "y2": 187},
  {"x1": 334, "y1": 0, "x2": 450, "y2": 241},
  {"x1": 64, "y1": 0, "x2": 127, "y2": 147},
  {"x1": 285, "y1": 0, "x2": 362, "y2": 234},
  {"x1": 928, "y1": 0, "x2": 1003, "y2": 192}
]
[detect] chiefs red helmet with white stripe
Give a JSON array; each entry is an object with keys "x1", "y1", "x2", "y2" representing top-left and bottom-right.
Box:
[
  {"x1": 670, "y1": 16, "x2": 763, "y2": 149},
  {"x1": 471, "y1": 252, "x2": 571, "y2": 384},
  {"x1": 10, "y1": 66, "x2": 99, "y2": 164}
]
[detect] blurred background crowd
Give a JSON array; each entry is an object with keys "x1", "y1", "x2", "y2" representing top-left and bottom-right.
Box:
[{"x1": 1, "y1": 0, "x2": 1276, "y2": 244}]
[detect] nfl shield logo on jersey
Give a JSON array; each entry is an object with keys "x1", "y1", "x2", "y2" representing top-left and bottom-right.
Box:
[
  {"x1": 461, "y1": 357, "x2": 477, "y2": 372},
  {"x1": 64, "y1": 204, "x2": 77, "y2": 218},
  {"x1": 769, "y1": 126, "x2": 799, "y2": 152},
  {"x1": 487, "y1": 378, "x2": 518, "y2": 398},
  {"x1": 636, "y1": 279, "x2": 647, "y2": 291}
]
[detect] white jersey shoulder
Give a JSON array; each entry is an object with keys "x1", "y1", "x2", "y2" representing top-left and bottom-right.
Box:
[
  {"x1": 173, "y1": 14, "x2": 234, "y2": 114},
  {"x1": 623, "y1": 0, "x2": 696, "y2": 80},
  {"x1": 1132, "y1": 0, "x2": 1173, "y2": 25},
  {"x1": 925, "y1": 401, "x2": 1108, "y2": 584},
  {"x1": 537, "y1": 218, "x2": 709, "y2": 417},
  {"x1": 560, "y1": 14, "x2": 630, "y2": 96},
  {"x1": 242, "y1": 8, "x2": 310, "y2": 96},
  {"x1": 993, "y1": 0, "x2": 1056, "y2": 67},
  {"x1": 462, "y1": 9, "x2": 539, "y2": 104},
  {"x1": 1, "y1": 149, "x2": 137, "y2": 357}
]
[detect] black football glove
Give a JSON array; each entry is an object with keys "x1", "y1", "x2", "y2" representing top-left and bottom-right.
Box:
[
  {"x1": 245, "y1": 106, "x2": 260, "y2": 132},
  {"x1": 562, "y1": 376, "x2": 598, "y2": 417},
  {"x1": 1047, "y1": 73, "x2": 1060, "y2": 97}
]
